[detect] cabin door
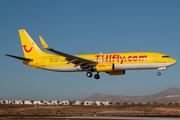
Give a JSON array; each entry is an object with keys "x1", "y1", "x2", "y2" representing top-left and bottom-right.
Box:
[{"x1": 153, "y1": 54, "x2": 157, "y2": 62}]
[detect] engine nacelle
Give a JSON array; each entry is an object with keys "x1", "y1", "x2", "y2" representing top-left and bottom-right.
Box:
[
  {"x1": 108, "y1": 70, "x2": 125, "y2": 75},
  {"x1": 95, "y1": 63, "x2": 114, "y2": 72}
]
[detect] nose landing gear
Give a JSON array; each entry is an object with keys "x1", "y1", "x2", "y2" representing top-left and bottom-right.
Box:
[
  {"x1": 157, "y1": 72, "x2": 161, "y2": 76},
  {"x1": 157, "y1": 67, "x2": 166, "y2": 76}
]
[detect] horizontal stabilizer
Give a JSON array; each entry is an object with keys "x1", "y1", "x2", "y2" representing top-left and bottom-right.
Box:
[{"x1": 5, "y1": 54, "x2": 33, "y2": 61}]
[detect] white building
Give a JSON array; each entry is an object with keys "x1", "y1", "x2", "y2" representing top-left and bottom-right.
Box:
[
  {"x1": 43, "y1": 101, "x2": 48, "y2": 105},
  {"x1": 75, "y1": 101, "x2": 81, "y2": 105},
  {"x1": 96, "y1": 101, "x2": 111, "y2": 106},
  {"x1": 84, "y1": 101, "x2": 94, "y2": 105},
  {"x1": 96, "y1": 101, "x2": 104, "y2": 106},
  {"x1": 24, "y1": 100, "x2": 31, "y2": 104},
  {"x1": 0, "y1": 99, "x2": 3, "y2": 104},
  {"x1": 33, "y1": 100, "x2": 42, "y2": 105},
  {"x1": 166, "y1": 95, "x2": 179, "y2": 98},
  {"x1": 8, "y1": 100, "x2": 12, "y2": 104},
  {"x1": 12, "y1": 100, "x2": 22, "y2": 104},
  {"x1": 46, "y1": 101, "x2": 51, "y2": 105},
  {"x1": 61, "y1": 101, "x2": 70, "y2": 105},
  {"x1": 45, "y1": 100, "x2": 58, "y2": 105},
  {"x1": 50, "y1": 100, "x2": 58, "y2": 105},
  {"x1": 104, "y1": 101, "x2": 111, "y2": 105},
  {"x1": 4, "y1": 100, "x2": 8, "y2": 104},
  {"x1": 0, "y1": 99, "x2": 11, "y2": 104}
]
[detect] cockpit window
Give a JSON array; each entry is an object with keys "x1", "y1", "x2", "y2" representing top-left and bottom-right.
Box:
[{"x1": 162, "y1": 56, "x2": 170, "y2": 58}]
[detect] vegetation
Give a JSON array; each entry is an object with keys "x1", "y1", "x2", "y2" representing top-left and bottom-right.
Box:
[
  {"x1": 40, "y1": 100, "x2": 44, "y2": 105},
  {"x1": 109, "y1": 102, "x2": 113, "y2": 105},
  {"x1": 81, "y1": 102, "x2": 84, "y2": 105},
  {"x1": 174, "y1": 103, "x2": 178, "y2": 106},
  {"x1": 69, "y1": 100, "x2": 72, "y2": 105},
  {"x1": 116, "y1": 102, "x2": 120, "y2": 106},
  {"x1": 73, "y1": 100, "x2": 76, "y2": 105},
  {"x1": 30, "y1": 100, "x2": 34, "y2": 105},
  {"x1": 154, "y1": 102, "x2": 157, "y2": 106},
  {"x1": 131, "y1": 102, "x2": 134, "y2": 106},
  {"x1": 160, "y1": 103, "x2": 164, "y2": 106},
  {"x1": 49, "y1": 100, "x2": 52, "y2": 105},
  {"x1": 123, "y1": 102, "x2": 127, "y2": 106},
  {"x1": 168, "y1": 102, "x2": 172, "y2": 106},
  {"x1": 57, "y1": 101, "x2": 60, "y2": 105},
  {"x1": 146, "y1": 102, "x2": 150, "y2": 106}
]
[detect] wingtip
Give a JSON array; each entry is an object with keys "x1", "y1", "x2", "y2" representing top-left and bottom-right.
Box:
[
  {"x1": 39, "y1": 36, "x2": 50, "y2": 49},
  {"x1": 19, "y1": 29, "x2": 25, "y2": 32}
]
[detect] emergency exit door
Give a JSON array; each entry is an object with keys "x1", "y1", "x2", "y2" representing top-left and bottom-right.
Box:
[{"x1": 41, "y1": 59, "x2": 45, "y2": 67}]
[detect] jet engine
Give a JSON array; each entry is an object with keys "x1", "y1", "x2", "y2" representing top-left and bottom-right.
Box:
[{"x1": 95, "y1": 63, "x2": 114, "y2": 72}]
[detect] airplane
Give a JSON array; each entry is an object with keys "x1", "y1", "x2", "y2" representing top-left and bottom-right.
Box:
[{"x1": 5, "y1": 29, "x2": 177, "y2": 79}]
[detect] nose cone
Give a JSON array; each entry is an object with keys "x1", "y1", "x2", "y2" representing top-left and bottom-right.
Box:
[{"x1": 171, "y1": 58, "x2": 177, "y2": 64}]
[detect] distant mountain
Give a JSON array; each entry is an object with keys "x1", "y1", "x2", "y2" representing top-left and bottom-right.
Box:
[
  {"x1": 129, "y1": 87, "x2": 180, "y2": 99},
  {"x1": 81, "y1": 88, "x2": 180, "y2": 104},
  {"x1": 81, "y1": 93, "x2": 127, "y2": 101}
]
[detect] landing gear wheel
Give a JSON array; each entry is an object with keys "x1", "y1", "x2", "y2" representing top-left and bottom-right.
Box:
[
  {"x1": 94, "y1": 74, "x2": 100, "y2": 79},
  {"x1": 157, "y1": 72, "x2": 161, "y2": 76},
  {"x1": 86, "y1": 72, "x2": 92, "y2": 77}
]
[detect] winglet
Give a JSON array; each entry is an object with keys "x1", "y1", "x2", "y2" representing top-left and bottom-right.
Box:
[{"x1": 39, "y1": 36, "x2": 50, "y2": 49}]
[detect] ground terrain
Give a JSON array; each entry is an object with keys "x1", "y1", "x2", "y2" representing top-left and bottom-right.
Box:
[{"x1": 0, "y1": 104, "x2": 180, "y2": 117}]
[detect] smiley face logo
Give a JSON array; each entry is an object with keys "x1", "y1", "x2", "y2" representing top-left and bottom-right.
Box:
[{"x1": 23, "y1": 43, "x2": 34, "y2": 53}]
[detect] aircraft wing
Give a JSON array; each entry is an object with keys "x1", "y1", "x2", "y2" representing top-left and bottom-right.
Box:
[{"x1": 39, "y1": 36, "x2": 97, "y2": 70}]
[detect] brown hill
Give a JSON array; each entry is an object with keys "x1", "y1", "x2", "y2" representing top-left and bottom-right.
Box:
[
  {"x1": 134, "y1": 87, "x2": 180, "y2": 99},
  {"x1": 81, "y1": 88, "x2": 180, "y2": 104},
  {"x1": 105, "y1": 96, "x2": 180, "y2": 104},
  {"x1": 81, "y1": 93, "x2": 127, "y2": 101}
]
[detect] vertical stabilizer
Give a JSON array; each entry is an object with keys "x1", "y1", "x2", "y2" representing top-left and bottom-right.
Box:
[{"x1": 19, "y1": 29, "x2": 51, "y2": 58}]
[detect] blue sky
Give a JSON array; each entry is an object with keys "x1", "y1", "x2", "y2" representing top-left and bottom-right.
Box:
[{"x1": 0, "y1": 0, "x2": 180, "y2": 101}]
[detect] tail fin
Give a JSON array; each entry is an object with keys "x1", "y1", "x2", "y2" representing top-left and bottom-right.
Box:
[{"x1": 19, "y1": 29, "x2": 51, "y2": 58}]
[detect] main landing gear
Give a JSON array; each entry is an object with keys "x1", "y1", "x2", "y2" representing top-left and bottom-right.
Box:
[
  {"x1": 94, "y1": 73, "x2": 100, "y2": 79},
  {"x1": 86, "y1": 72, "x2": 100, "y2": 79},
  {"x1": 86, "y1": 72, "x2": 92, "y2": 77}
]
